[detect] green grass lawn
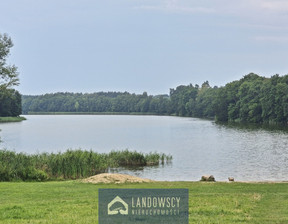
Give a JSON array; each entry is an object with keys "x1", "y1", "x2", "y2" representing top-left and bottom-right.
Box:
[
  {"x1": 0, "y1": 181, "x2": 287, "y2": 224},
  {"x1": 0, "y1": 117, "x2": 26, "y2": 122}
]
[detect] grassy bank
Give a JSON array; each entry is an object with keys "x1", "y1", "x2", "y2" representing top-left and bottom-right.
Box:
[
  {"x1": 0, "y1": 181, "x2": 287, "y2": 223},
  {"x1": 0, "y1": 116, "x2": 26, "y2": 122},
  {"x1": 0, "y1": 149, "x2": 172, "y2": 181}
]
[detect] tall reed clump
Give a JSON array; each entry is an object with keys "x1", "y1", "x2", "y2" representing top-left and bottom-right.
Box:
[
  {"x1": 44, "y1": 150, "x2": 108, "y2": 179},
  {"x1": 0, "y1": 149, "x2": 172, "y2": 181},
  {"x1": 108, "y1": 150, "x2": 172, "y2": 166},
  {"x1": 108, "y1": 150, "x2": 146, "y2": 166},
  {"x1": 0, "y1": 150, "x2": 48, "y2": 181},
  {"x1": 145, "y1": 152, "x2": 173, "y2": 165}
]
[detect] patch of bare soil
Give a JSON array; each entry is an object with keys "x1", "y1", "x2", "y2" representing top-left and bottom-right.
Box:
[{"x1": 81, "y1": 173, "x2": 154, "y2": 184}]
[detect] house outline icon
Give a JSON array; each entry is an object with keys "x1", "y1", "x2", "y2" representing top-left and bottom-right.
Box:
[{"x1": 107, "y1": 196, "x2": 128, "y2": 215}]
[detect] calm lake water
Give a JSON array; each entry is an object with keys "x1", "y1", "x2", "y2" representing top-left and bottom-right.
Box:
[{"x1": 1, "y1": 115, "x2": 288, "y2": 181}]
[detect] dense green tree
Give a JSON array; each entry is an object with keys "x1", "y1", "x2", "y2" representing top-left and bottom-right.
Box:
[
  {"x1": 214, "y1": 87, "x2": 229, "y2": 121},
  {"x1": 0, "y1": 34, "x2": 19, "y2": 88},
  {"x1": 0, "y1": 33, "x2": 21, "y2": 117},
  {"x1": 214, "y1": 73, "x2": 288, "y2": 124},
  {"x1": 192, "y1": 81, "x2": 217, "y2": 118},
  {"x1": 170, "y1": 84, "x2": 198, "y2": 116}
]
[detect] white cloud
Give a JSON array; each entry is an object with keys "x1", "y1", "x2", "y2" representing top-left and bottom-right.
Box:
[
  {"x1": 134, "y1": 0, "x2": 215, "y2": 14},
  {"x1": 134, "y1": 0, "x2": 288, "y2": 22},
  {"x1": 134, "y1": 0, "x2": 288, "y2": 16},
  {"x1": 254, "y1": 35, "x2": 288, "y2": 43},
  {"x1": 260, "y1": 0, "x2": 288, "y2": 12},
  {"x1": 218, "y1": 0, "x2": 288, "y2": 17}
]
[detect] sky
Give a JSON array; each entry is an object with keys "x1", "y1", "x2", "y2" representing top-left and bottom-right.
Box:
[{"x1": 1, "y1": 0, "x2": 288, "y2": 95}]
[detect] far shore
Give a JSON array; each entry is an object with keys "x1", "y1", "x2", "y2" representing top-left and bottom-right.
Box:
[
  {"x1": 24, "y1": 111, "x2": 164, "y2": 116},
  {"x1": 0, "y1": 116, "x2": 26, "y2": 122}
]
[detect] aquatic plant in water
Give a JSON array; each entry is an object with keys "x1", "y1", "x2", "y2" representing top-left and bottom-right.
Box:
[{"x1": 0, "y1": 149, "x2": 172, "y2": 181}]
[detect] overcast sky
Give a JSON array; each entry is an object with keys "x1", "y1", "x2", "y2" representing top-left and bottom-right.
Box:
[{"x1": 1, "y1": 0, "x2": 288, "y2": 95}]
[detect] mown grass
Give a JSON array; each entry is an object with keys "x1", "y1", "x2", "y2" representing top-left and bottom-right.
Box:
[
  {"x1": 0, "y1": 117, "x2": 26, "y2": 122},
  {"x1": 0, "y1": 181, "x2": 287, "y2": 223},
  {"x1": 0, "y1": 149, "x2": 172, "y2": 181}
]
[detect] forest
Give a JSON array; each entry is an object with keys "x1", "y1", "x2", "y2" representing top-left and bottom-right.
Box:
[{"x1": 22, "y1": 73, "x2": 288, "y2": 125}]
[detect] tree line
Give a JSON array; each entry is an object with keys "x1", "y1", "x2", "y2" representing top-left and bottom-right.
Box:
[
  {"x1": 0, "y1": 33, "x2": 21, "y2": 117},
  {"x1": 22, "y1": 73, "x2": 288, "y2": 125},
  {"x1": 22, "y1": 92, "x2": 170, "y2": 115},
  {"x1": 214, "y1": 73, "x2": 288, "y2": 124},
  {"x1": 169, "y1": 73, "x2": 288, "y2": 124}
]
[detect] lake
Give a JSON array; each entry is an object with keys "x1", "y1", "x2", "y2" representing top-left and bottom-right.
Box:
[{"x1": 1, "y1": 115, "x2": 288, "y2": 181}]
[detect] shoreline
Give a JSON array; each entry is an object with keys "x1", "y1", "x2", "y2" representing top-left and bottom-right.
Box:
[
  {"x1": 1, "y1": 180, "x2": 288, "y2": 184},
  {"x1": 24, "y1": 112, "x2": 164, "y2": 116},
  {"x1": 0, "y1": 116, "x2": 26, "y2": 122},
  {"x1": 80, "y1": 173, "x2": 288, "y2": 184}
]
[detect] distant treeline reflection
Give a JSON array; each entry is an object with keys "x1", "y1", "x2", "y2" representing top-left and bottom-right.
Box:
[{"x1": 22, "y1": 73, "x2": 288, "y2": 125}]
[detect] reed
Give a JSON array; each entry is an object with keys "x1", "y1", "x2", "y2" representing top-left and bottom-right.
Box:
[
  {"x1": 145, "y1": 152, "x2": 172, "y2": 165},
  {"x1": 108, "y1": 149, "x2": 147, "y2": 166},
  {"x1": 0, "y1": 149, "x2": 172, "y2": 181}
]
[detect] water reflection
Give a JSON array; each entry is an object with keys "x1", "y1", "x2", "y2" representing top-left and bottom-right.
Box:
[
  {"x1": 216, "y1": 121, "x2": 288, "y2": 133},
  {"x1": 1, "y1": 115, "x2": 288, "y2": 181},
  {"x1": 109, "y1": 163, "x2": 174, "y2": 180}
]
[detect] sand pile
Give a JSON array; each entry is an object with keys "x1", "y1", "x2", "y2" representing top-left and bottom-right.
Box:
[{"x1": 82, "y1": 173, "x2": 154, "y2": 184}]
